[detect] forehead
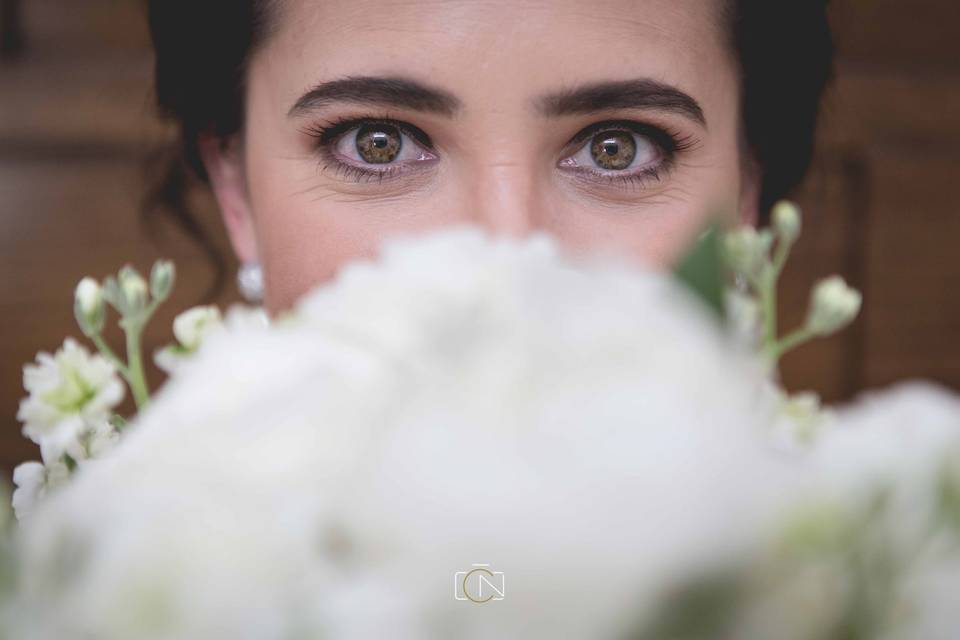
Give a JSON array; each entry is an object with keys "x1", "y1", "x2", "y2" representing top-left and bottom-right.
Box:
[{"x1": 255, "y1": 0, "x2": 733, "y2": 111}]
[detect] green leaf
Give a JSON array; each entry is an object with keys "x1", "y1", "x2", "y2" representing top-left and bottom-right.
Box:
[
  {"x1": 625, "y1": 569, "x2": 745, "y2": 640},
  {"x1": 673, "y1": 224, "x2": 727, "y2": 321}
]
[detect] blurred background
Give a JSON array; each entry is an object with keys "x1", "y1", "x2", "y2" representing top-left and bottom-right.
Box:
[{"x1": 0, "y1": 0, "x2": 958, "y2": 476}]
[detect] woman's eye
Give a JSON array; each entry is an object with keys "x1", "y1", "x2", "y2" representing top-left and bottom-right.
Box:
[
  {"x1": 332, "y1": 122, "x2": 435, "y2": 166},
  {"x1": 561, "y1": 129, "x2": 661, "y2": 173}
]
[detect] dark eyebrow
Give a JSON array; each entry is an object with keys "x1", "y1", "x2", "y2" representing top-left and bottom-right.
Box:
[
  {"x1": 534, "y1": 79, "x2": 706, "y2": 127},
  {"x1": 288, "y1": 75, "x2": 463, "y2": 117}
]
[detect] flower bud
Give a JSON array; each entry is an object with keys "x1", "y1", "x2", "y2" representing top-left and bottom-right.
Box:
[
  {"x1": 173, "y1": 306, "x2": 223, "y2": 351},
  {"x1": 74, "y1": 277, "x2": 105, "y2": 335},
  {"x1": 118, "y1": 266, "x2": 148, "y2": 312},
  {"x1": 75, "y1": 277, "x2": 102, "y2": 317},
  {"x1": 100, "y1": 276, "x2": 124, "y2": 312},
  {"x1": 150, "y1": 260, "x2": 176, "y2": 302},
  {"x1": 772, "y1": 201, "x2": 802, "y2": 244},
  {"x1": 722, "y1": 227, "x2": 772, "y2": 280},
  {"x1": 805, "y1": 276, "x2": 862, "y2": 336}
]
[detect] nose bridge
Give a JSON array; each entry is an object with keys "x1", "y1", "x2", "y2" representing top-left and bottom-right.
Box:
[{"x1": 462, "y1": 151, "x2": 546, "y2": 239}]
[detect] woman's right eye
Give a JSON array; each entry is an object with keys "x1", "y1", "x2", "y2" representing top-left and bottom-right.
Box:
[{"x1": 327, "y1": 121, "x2": 437, "y2": 168}]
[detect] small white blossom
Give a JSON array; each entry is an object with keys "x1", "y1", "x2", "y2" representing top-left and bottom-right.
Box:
[
  {"x1": 118, "y1": 266, "x2": 148, "y2": 311},
  {"x1": 74, "y1": 278, "x2": 102, "y2": 318},
  {"x1": 223, "y1": 304, "x2": 270, "y2": 331},
  {"x1": 723, "y1": 227, "x2": 772, "y2": 280},
  {"x1": 74, "y1": 277, "x2": 105, "y2": 335},
  {"x1": 150, "y1": 260, "x2": 175, "y2": 301},
  {"x1": 771, "y1": 200, "x2": 802, "y2": 243},
  {"x1": 173, "y1": 306, "x2": 223, "y2": 351},
  {"x1": 764, "y1": 380, "x2": 833, "y2": 448},
  {"x1": 155, "y1": 306, "x2": 226, "y2": 376},
  {"x1": 152, "y1": 346, "x2": 181, "y2": 376},
  {"x1": 158, "y1": 304, "x2": 270, "y2": 376},
  {"x1": 17, "y1": 338, "x2": 125, "y2": 462},
  {"x1": 11, "y1": 459, "x2": 69, "y2": 521},
  {"x1": 724, "y1": 286, "x2": 762, "y2": 349},
  {"x1": 12, "y1": 418, "x2": 120, "y2": 521},
  {"x1": 806, "y1": 276, "x2": 862, "y2": 336},
  {"x1": 65, "y1": 418, "x2": 121, "y2": 463}
]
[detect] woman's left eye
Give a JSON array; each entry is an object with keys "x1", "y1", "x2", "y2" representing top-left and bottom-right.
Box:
[{"x1": 559, "y1": 128, "x2": 662, "y2": 174}]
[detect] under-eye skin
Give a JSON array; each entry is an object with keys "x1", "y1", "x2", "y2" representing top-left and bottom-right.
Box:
[{"x1": 557, "y1": 120, "x2": 699, "y2": 191}]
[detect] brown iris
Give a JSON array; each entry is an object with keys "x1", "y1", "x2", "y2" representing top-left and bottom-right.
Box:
[
  {"x1": 590, "y1": 132, "x2": 636, "y2": 170},
  {"x1": 356, "y1": 124, "x2": 402, "y2": 163}
]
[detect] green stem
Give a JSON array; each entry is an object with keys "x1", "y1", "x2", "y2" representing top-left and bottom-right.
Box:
[
  {"x1": 770, "y1": 327, "x2": 815, "y2": 363},
  {"x1": 760, "y1": 268, "x2": 778, "y2": 354},
  {"x1": 119, "y1": 300, "x2": 160, "y2": 411},
  {"x1": 771, "y1": 236, "x2": 794, "y2": 279},
  {"x1": 90, "y1": 333, "x2": 130, "y2": 380},
  {"x1": 760, "y1": 236, "x2": 796, "y2": 364},
  {"x1": 124, "y1": 323, "x2": 150, "y2": 410}
]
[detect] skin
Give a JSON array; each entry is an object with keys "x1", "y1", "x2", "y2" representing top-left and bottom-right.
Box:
[{"x1": 201, "y1": 0, "x2": 759, "y2": 313}]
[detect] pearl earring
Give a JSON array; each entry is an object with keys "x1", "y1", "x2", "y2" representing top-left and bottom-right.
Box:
[{"x1": 237, "y1": 262, "x2": 264, "y2": 303}]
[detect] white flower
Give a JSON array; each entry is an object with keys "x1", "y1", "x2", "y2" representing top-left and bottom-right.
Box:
[
  {"x1": 790, "y1": 383, "x2": 960, "y2": 639},
  {"x1": 65, "y1": 418, "x2": 121, "y2": 463},
  {"x1": 11, "y1": 459, "x2": 69, "y2": 521},
  {"x1": 155, "y1": 306, "x2": 226, "y2": 376},
  {"x1": 223, "y1": 304, "x2": 270, "y2": 331},
  {"x1": 764, "y1": 380, "x2": 833, "y2": 449},
  {"x1": 11, "y1": 418, "x2": 119, "y2": 521},
  {"x1": 805, "y1": 275, "x2": 862, "y2": 336},
  {"x1": 7, "y1": 225, "x2": 785, "y2": 639},
  {"x1": 8, "y1": 226, "x2": 959, "y2": 639},
  {"x1": 808, "y1": 382, "x2": 960, "y2": 498},
  {"x1": 173, "y1": 305, "x2": 222, "y2": 351},
  {"x1": 16, "y1": 338, "x2": 125, "y2": 462},
  {"x1": 152, "y1": 346, "x2": 180, "y2": 376}
]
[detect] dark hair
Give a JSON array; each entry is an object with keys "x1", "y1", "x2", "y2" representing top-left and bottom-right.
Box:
[{"x1": 145, "y1": 0, "x2": 833, "y2": 281}]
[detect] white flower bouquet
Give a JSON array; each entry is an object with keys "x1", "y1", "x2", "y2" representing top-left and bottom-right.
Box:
[{"x1": 1, "y1": 203, "x2": 958, "y2": 639}]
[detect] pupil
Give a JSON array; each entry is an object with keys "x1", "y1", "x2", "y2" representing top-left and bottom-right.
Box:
[{"x1": 602, "y1": 141, "x2": 619, "y2": 156}]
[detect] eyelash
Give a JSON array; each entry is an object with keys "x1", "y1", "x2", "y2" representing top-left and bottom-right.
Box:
[{"x1": 300, "y1": 115, "x2": 698, "y2": 189}]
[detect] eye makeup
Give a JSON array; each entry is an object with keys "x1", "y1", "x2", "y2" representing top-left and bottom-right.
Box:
[
  {"x1": 557, "y1": 119, "x2": 699, "y2": 192},
  {"x1": 300, "y1": 115, "x2": 437, "y2": 184},
  {"x1": 299, "y1": 114, "x2": 700, "y2": 191}
]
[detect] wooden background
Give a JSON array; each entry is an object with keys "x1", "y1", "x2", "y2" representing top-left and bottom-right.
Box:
[{"x1": 1, "y1": 0, "x2": 958, "y2": 477}]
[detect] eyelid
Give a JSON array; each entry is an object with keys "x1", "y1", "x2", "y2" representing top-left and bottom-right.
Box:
[
  {"x1": 563, "y1": 119, "x2": 690, "y2": 156},
  {"x1": 302, "y1": 115, "x2": 435, "y2": 150}
]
